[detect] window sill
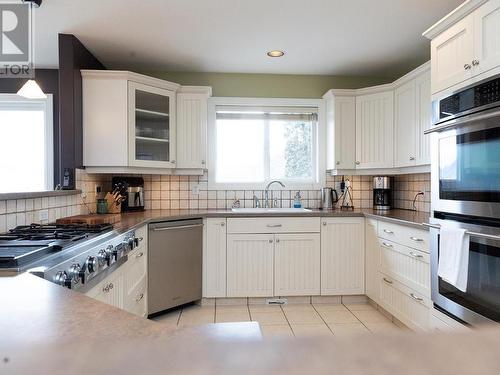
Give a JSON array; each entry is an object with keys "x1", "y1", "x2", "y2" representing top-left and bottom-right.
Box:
[{"x1": 0, "y1": 190, "x2": 82, "y2": 201}]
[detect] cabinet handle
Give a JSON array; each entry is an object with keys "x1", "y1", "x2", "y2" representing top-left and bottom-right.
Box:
[
  {"x1": 336, "y1": 161, "x2": 340, "y2": 165},
  {"x1": 109, "y1": 283, "x2": 113, "y2": 289},
  {"x1": 137, "y1": 237, "x2": 144, "y2": 242},
  {"x1": 322, "y1": 222, "x2": 327, "y2": 226},
  {"x1": 383, "y1": 229, "x2": 394, "y2": 234},
  {"x1": 464, "y1": 64, "x2": 471, "y2": 70},
  {"x1": 382, "y1": 242, "x2": 393, "y2": 248},
  {"x1": 201, "y1": 160, "x2": 206, "y2": 165},
  {"x1": 136, "y1": 293, "x2": 144, "y2": 302},
  {"x1": 220, "y1": 222, "x2": 225, "y2": 227},
  {"x1": 276, "y1": 238, "x2": 280, "y2": 243},
  {"x1": 171, "y1": 160, "x2": 176, "y2": 164},
  {"x1": 266, "y1": 224, "x2": 282, "y2": 228},
  {"x1": 268, "y1": 239, "x2": 273, "y2": 243},
  {"x1": 409, "y1": 251, "x2": 424, "y2": 259},
  {"x1": 355, "y1": 161, "x2": 360, "y2": 165},
  {"x1": 383, "y1": 277, "x2": 393, "y2": 284},
  {"x1": 409, "y1": 156, "x2": 415, "y2": 161},
  {"x1": 410, "y1": 236, "x2": 424, "y2": 242},
  {"x1": 472, "y1": 59, "x2": 480, "y2": 66},
  {"x1": 135, "y1": 252, "x2": 144, "y2": 258},
  {"x1": 410, "y1": 293, "x2": 424, "y2": 302}
]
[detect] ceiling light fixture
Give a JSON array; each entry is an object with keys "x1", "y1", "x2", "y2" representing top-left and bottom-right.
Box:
[
  {"x1": 17, "y1": 80, "x2": 47, "y2": 99},
  {"x1": 267, "y1": 50, "x2": 285, "y2": 58}
]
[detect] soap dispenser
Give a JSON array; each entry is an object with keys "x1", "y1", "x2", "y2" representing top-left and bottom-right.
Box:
[{"x1": 293, "y1": 191, "x2": 302, "y2": 208}]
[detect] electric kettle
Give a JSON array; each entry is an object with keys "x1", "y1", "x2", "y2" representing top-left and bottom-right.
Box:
[{"x1": 320, "y1": 187, "x2": 339, "y2": 209}]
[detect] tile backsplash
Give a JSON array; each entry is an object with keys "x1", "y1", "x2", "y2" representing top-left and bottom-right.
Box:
[{"x1": 0, "y1": 170, "x2": 430, "y2": 233}]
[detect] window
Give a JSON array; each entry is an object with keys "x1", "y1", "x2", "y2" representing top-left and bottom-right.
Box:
[
  {"x1": 0, "y1": 95, "x2": 53, "y2": 193},
  {"x1": 208, "y1": 98, "x2": 325, "y2": 190}
]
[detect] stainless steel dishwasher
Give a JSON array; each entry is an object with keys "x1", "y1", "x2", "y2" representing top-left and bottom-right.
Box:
[{"x1": 148, "y1": 219, "x2": 203, "y2": 315}]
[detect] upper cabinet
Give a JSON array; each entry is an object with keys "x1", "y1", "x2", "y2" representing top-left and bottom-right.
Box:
[
  {"x1": 355, "y1": 90, "x2": 394, "y2": 169},
  {"x1": 82, "y1": 70, "x2": 211, "y2": 173},
  {"x1": 426, "y1": 0, "x2": 500, "y2": 95},
  {"x1": 394, "y1": 66, "x2": 431, "y2": 168}
]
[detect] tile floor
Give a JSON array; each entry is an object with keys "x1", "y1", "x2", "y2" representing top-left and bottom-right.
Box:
[{"x1": 151, "y1": 302, "x2": 405, "y2": 338}]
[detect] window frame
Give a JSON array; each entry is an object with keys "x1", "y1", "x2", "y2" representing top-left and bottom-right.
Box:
[
  {"x1": 0, "y1": 94, "x2": 54, "y2": 193},
  {"x1": 207, "y1": 97, "x2": 326, "y2": 190}
]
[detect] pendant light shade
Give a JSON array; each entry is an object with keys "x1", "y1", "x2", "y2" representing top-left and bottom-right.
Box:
[{"x1": 17, "y1": 79, "x2": 47, "y2": 99}]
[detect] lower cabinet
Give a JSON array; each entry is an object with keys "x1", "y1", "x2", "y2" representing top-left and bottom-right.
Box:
[
  {"x1": 203, "y1": 218, "x2": 227, "y2": 298},
  {"x1": 320, "y1": 217, "x2": 365, "y2": 295},
  {"x1": 274, "y1": 233, "x2": 320, "y2": 296},
  {"x1": 87, "y1": 270, "x2": 125, "y2": 309},
  {"x1": 226, "y1": 234, "x2": 274, "y2": 297},
  {"x1": 365, "y1": 218, "x2": 380, "y2": 303}
]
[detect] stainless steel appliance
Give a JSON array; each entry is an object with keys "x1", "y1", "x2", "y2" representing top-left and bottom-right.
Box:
[
  {"x1": 320, "y1": 187, "x2": 339, "y2": 209},
  {"x1": 148, "y1": 219, "x2": 203, "y2": 315},
  {"x1": 426, "y1": 74, "x2": 500, "y2": 325},
  {"x1": 373, "y1": 176, "x2": 392, "y2": 210},
  {"x1": 112, "y1": 177, "x2": 145, "y2": 212},
  {"x1": 427, "y1": 74, "x2": 500, "y2": 220},
  {"x1": 425, "y1": 214, "x2": 500, "y2": 325},
  {"x1": 0, "y1": 223, "x2": 141, "y2": 294}
]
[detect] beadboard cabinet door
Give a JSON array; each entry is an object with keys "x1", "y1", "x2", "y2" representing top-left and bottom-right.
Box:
[
  {"x1": 355, "y1": 91, "x2": 394, "y2": 169},
  {"x1": 226, "y1": 234, "x2": 274, "y2": 297},
  {"x1": 473, "y1": 0, "x2": 500, "y2": 76},
  {"x1": 203, "y1": 218, "x2": 227, "y2": 298},
  {"x1": 415, "y1": 72, "x2": 432, "y2": 165},
  {"x1": 365, "y1": 218, "x2": 380, "y2": 303},
  {"x1": 394, "y1": 80, "x2": 417, "y2": 167},
  {"x1": 176, "y1": 87, "x2": 211, "y2": 169},
  {"x1": 321, "y1": 217, "x2": 365, "y2": 295},
  {"x1": 274, "y1": 233, "x2": 320, "y2": 296}
]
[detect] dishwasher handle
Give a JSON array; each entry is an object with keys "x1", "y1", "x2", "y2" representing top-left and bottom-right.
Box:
[{"x1": 152, "y1": 223, "x2": 204, "y2": 232}]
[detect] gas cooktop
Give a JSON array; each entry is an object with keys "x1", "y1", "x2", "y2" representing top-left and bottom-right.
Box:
[{"x1": 0, "y1": 223, "x2": 113, "y2": 269}]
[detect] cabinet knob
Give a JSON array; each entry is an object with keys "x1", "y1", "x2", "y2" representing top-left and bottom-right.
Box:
[
  {"x1": 336, "y1": 161, "x2": 340, "y2": 165},
  {"x1": 220, "y1": 222, "x2": 225, "y2": 227},
  {"x1": 355, "y1": 161, "x2": 360, "y2": 165},
  {"x1": 464, "y1": 64, "x2": 471, "y2": 70},
  {"x1": 472, "y1": 59, "x2": 480, "y2": 66},
  {"x1": 409, "y1": 156, "x2": 415, "y2": 161},
  {"x1": 322, "y1": 222, "x2": 327, "y2": 226},
  {"x1": 171, "y1": 160, "x2": 176, "y2": 164},
  {"x1": 276, "y1": 238, "x2": 280, "y2": 243},
  {"x1": 268, "y1": 239, "x2": 273, "y2": 243},
  {"x1": 201, "y1": 160, "x2": 206, "y2": 165}
]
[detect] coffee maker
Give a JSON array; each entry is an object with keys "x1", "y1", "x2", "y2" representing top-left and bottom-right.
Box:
[
  {"x1": 373, "y1": 176, "x2": 392, "y2": 210},
  {"x1": 112, "y1": 177, "x2": 145, "y2": 212}
]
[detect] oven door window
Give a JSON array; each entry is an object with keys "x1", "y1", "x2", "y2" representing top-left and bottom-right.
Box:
[
  {"x1": 438, "y1": 238, "x2": 500, "y2": 322},
  {"x1": 439, "y1": 126, "x2": 500, "y2": 202}
]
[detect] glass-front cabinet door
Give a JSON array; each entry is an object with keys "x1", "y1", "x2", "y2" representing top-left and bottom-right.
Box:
[{"x1": 128, "y1": 82, "x2": 176, "y2": 168}]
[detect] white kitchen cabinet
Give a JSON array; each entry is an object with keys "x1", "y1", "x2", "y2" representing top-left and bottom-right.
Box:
[
  {"x1": 274, "y1": 233, "x2": 320, "y2": 296},
  {"x1": 321, "y1": 217, "x2": 365, "y2": 295},
  {"x1": 430, "y1": 16, "x2": 475, "y2": 94},
  {"x1": 394, "y1": 67, "x2": 431, "y2": 167},
  {"x1": 82, "y1": 70, "x2": 180, "y2": 170},
  {"x1": 394, "y1": 80, "x2": 417, "y2": 167},
  {"x1": 87, "y1": 269, "x2": 125, "y2": 309},
  {"x1": 203, "y1": 218, "x2": 227, "y2": 298},
  {"x1": 365, "y1": 218, "x2": 380, "y2": 303},
  {"x1": 176, "y1": 87, "x2": 212, "y2": 169},
  {"x1": 473, "y1": 0, "x2": 500, "y2": 76},
  {"x1": 323, "y1": 91, "x2": 356, "y2": 170},
  {"x1": 226, "y1": 234, "x2": 274, "y2": 297},
  {"x1": 355, "y1": 90, "x2": 394, "y2": 169}
]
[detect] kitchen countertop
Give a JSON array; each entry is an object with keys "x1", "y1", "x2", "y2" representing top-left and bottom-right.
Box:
[{"x1": 114, "y1": 208, "x2": 430, "y2": 232}]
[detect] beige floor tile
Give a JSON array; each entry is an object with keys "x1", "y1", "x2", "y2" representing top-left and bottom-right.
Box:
[
  {"x1": 283, "y1": 309, "x2": 323, "y2": 324},
  {"x1": 178, "y1": 312, "x2": 215, "y2": 327},
  {"x1": 341, "y1": 295, "x2": 368, "y2": 304},
  {"x1": 328, "y1": 323, "x2": 370, "y2": 337},
  {"x1": 311, "y1": 296, "x2": 342, "y2": 305},
  {"x1": 216, "y1": 298, "x2": 248, "y2": 306},
  {"x1": 313, "y1": 304, "x2": 350, "y2": 313},
  {"x1": 317, "y1": 310, "x2": 359, "y2": 324},
  {"x1": 291, "y1": 324, "x2": 333, "y2": 338},
  {"x1": 282, "y1": 304, "x2": 315, "y2": 312},
  {"x1": 251, "y1": 311, "x2": 288, "y2": 325},
  {"x1": 216, "y1": 305, "x2": 249, "y2": 313},
  {"x1": 181, "y1": 305, "x2": 215, "y2": 315},
  {"x1": 364, "y1": 322, "x2": 402, "y2": 334},
  {"x1": 260, "y1": 325, "x2": 294, "y2": 338},
  {"x1": 344, "y1": 303, "x2": 377, "y2": 311},
  {"x1": 351, "y1": 310, "x2": 391, "y2": 323},
  {"x1": 150, "y1": 309, "x2": 181, "y2": 326},
  {"x1": 215, "y1": 310, "x2": 251, "y2": 323},
  {"x1": 249, "y1": 304, "x2": 283, "y2": 313}
]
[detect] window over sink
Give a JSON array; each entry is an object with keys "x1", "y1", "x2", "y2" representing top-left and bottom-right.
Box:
[
  {"x1": 208, "y1": 98, "x2": 325, "y2": 190},
  {"x1": 0, "y1": 95, "x2": 53, "y2": 194}
]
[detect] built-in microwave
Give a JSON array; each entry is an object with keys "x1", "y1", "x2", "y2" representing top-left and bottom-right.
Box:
[{"x1": 428, "y1": 74, "x2": 500, "y2": 220}]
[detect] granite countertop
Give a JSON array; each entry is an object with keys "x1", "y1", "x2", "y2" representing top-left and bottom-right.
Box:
[{"x1": 113, "y1": 208, "x2": 430, "y2": 232}]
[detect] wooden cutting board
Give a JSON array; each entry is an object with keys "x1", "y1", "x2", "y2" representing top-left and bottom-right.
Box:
[{"x1": 56, "y1": 213, "x2": 122, "y2": 225}]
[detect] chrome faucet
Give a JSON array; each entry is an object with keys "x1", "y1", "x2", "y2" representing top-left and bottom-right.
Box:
[{"x1": 264, "y1": 180, "x2": 285, "y2": 208}]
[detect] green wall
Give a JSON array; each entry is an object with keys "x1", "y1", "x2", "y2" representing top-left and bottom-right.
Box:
[{"x1": 139, "y1": 71, "x2": 394, "y2": 98}]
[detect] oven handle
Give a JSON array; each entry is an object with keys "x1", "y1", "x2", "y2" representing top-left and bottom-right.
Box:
[
  {"x1": 424, "y1": 107, "x2": 500, "y2": 134},
  {"x1": 422, "y1": 223, "x2": 500, "y2": 241}
]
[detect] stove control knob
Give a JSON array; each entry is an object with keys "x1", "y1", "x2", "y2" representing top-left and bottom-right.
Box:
[
  {"x1": 85, "y1": 256, "x2": 98, "y2": 274},
  {"x1": 125, "y1": 237, "x2": 135, "y2": 251},
  {"x1": 97, "y1": 249, "x2": 107, "y2": 267},
  {"x1": 105, "y1": 245, "x2": 114, "y2": 265},
  {"x1": 68, "y1": 263, "x2": 82, "y2": 284},
  {"x1": 53, "y1": 271, "x2": 71, "y2": 288}
]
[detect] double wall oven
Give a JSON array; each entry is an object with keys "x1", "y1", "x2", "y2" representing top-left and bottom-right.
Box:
[{"x1": 426, "y1": 74, "x2": 500, "y2": 326}]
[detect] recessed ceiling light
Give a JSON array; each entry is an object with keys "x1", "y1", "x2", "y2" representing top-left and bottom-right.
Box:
[{"x1": 267, "y1": 50, "x2": 285, "y2": 58}]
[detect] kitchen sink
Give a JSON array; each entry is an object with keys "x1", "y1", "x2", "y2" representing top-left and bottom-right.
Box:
[{"x1": 231, "y1": 208, "x2": 312, "y2": 213}]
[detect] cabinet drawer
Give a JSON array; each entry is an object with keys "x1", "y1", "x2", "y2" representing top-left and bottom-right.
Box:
[
  {"x1": 379, "y1": 239, "x2": 430, "y2": 297},
  {"x1": 378, "y1": 221, "x2": 429, "y2": 253},
  {"x1": 227, "y1": 217, "x2": 320, "y2": 234},
  {"x1": 125, "y1": 275, "x2": 147, "y2": 317},
  {"x1": 124, "y1": 249, "x2": 147, "y2": 295},
  {"x1": 378, "y1": 273, "x2": 431, "y2": 331}
]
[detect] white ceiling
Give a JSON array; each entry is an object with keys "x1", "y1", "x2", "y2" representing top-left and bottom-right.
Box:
[{"x1": 34, "y1": 0, "x2": 463, "y2": 77}]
